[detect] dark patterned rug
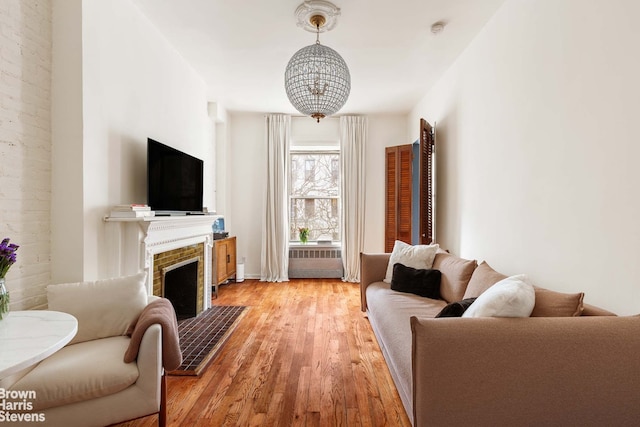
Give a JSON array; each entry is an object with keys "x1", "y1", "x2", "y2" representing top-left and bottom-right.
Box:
[{"x1": 168, "y1": 305, "x2": 247, "y2": 376}]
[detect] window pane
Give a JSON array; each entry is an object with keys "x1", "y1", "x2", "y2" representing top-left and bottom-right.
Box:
[
  {"x1": 304, "y1": 159, "x2": 315, "y2": 181},
  {"x1": 290, "y1": 198, "x2": 340, "y2": 241},
  {"x1": 290, "y1": 152, "x2": 340, "y2": 241},
  {"x1": 291, "y1": 153, "x2": 339, "y2": 197}
]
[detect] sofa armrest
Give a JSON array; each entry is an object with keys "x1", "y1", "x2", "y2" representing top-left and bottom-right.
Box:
[
  {"x1": 410, "y1": 316, "x2": 640, "y2": 426},
  {"x1": 360, "y1": 253, "x2": 391, "y2": 312}
]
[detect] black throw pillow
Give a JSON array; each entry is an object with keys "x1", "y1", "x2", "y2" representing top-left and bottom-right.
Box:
[
  {"x1": 390, "y1": 263, "x2": 442, "y2": 299},
  {"x1": 435, "y1": 298, "x2": 478, "y2": 318}
]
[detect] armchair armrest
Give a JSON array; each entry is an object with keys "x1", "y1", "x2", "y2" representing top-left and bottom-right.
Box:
[
  {"x1": 147, "y1": 295, "x2": 162, "y2": 304},
  {"x1": 133, "y1": 323, "x2": 162, "y2": 412},
  {"x1": 360, "y1": 253, "x2": 390, "y2": 311}
]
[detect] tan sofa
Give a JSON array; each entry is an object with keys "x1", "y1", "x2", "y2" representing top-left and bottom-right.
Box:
[
  {"x1": 361, "y1": 252, "x2": 640, "y2": 427},
  {"x1": 8, "y1": 274, "x2": 166, "y2": 427}
]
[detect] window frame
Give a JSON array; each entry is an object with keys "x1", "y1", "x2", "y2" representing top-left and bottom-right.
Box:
[{"x1": 289, "y1": 147, "x2": 341, "y2": 243}]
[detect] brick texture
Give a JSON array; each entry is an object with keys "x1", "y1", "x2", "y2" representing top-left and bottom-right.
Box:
[
  {"x1": 153, "y1": 244, "x2": 206, "y2": 316},
  {"x1": 0, "y1": 1, "x2": 52, "y2": 309}
]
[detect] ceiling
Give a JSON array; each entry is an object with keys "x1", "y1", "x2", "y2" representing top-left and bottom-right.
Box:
[{"x1": 131, "y1": 0, "x2": 506, "y2": 116}]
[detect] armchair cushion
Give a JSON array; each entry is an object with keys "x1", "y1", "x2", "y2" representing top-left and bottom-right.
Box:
[
  {"x1": 47, "y1": 273, "x2": 148, "y2": 344},
  {"x1": 10, "y1": 336, "x2": 139, "y2": 410}
]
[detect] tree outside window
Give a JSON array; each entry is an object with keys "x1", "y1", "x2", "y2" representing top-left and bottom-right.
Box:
[
  {"x1": 290, "y1": 151, "x2": 340, "y2": 242},
  {"x1": 305, "y1": 159, "x2": 316, "y2": 181}
]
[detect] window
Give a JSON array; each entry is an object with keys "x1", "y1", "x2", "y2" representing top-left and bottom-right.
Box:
[{"x1": 290, "y1": 150, "x2": 340, "y2": 242}]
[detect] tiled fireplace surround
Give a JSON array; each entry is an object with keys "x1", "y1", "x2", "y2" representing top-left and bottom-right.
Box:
[
  {"x1": 154, "y1": 245, "x2": 205, "y2": 316},
  {"x1": 105, "y1": 216, "x2": 220, "y2": 315}
]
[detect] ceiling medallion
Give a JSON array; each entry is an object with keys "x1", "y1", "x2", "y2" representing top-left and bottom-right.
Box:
[
  {"x1": 295, "y1": 0, "x2": 341, "y2": 32},
  {"x1": 285, "y1": 0, "x2": 351, "y2": 122}
]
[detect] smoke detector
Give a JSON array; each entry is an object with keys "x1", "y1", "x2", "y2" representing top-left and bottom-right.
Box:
[{"x1": 430, "y1": 21, "x2": 445, "y2": 35}]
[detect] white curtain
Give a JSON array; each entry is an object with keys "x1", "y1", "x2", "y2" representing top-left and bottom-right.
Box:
[
  {"x1": 340, "y1": 116, "x2": 367, "y2": 282},
  {"x1": 261, "y1": 114, "x2": 291, "y2": 282}
]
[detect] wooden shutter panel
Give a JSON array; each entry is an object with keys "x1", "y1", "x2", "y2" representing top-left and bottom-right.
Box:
[
  {"x1": 385, "y1": 145, "x2": 413, "y2": 252},
  {"x1": 420, "y1": 119, "x2": 435, "y2": 245},
  {"x1": 396, "y1": 145, "x2": 413, "y2": 244},
  {"x1": 385, "y1": 147, "x2": 397, "y2": 253}
]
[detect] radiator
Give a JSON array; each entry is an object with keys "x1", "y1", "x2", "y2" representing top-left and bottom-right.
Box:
[{"x1": 288, "y1": 247, "x2": 343, "y2": 278}]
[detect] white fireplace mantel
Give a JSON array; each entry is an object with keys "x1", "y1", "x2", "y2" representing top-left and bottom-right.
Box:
[{"x1": 104, "y1": 215, "x2": 220, "y2": 312}]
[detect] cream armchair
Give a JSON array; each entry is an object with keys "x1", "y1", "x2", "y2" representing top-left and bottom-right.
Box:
[{"x1": 9, "y1": 273, "x2": 166, "y2": 427}]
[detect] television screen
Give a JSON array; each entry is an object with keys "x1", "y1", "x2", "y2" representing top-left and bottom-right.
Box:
[{"x1": 147, "y1": 138, "x2": 204, "y2": 213}]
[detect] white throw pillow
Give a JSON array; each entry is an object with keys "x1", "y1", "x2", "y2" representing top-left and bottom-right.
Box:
[
  {"x1": 47, "y1": 273, "x2": 148, "y2": 344},
  {"x1": 384, "y1": 240, "x2": 440, "y2": 283},
  {"x1": 462, "y1": 274, "x2": 535, "y2": 318}
]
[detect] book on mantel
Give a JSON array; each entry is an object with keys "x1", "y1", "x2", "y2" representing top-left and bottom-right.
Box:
[
  {"x1": 112, "y1": 204, "x2": 151, "y2": 211},
  {"x1": 110, "y1": 204, "x2": 154, "y2": 218}
]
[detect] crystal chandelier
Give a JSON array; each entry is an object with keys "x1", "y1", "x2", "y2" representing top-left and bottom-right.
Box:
[{"x1": 284, "y1": 1, "x2": 350, "y2": 122}]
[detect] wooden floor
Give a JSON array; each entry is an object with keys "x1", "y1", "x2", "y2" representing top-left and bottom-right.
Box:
[{"x1": 116, "y1": 279, "x2": 410, "y2": 427}]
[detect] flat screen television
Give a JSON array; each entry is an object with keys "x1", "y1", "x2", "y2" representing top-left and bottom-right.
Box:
[{"x1": 147, "y1": 138, "x2": 204, "y2": 214}]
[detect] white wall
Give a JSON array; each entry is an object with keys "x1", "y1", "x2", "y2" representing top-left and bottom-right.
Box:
[
  {"x1": 364, "y1": 114, "x2": 408, "y2": 253},
  {"x1": 225, "y1": 112, "x2": 264, "y2": 278},
  {"x1": 409, "y1": 0, "x2": 640, "y2": 315},
  {"x1": 0, "y1": 0, "x2": 53, "y2": 309},
  {"x1": 227, "y1": 113, "x2": 406, "y2": 278},
  {"x1": 51, "y1": 0, "x2": 213, "y2": 283},
  {"x1": 51, "y1": 0, "x2": 84, "y2": 286}
]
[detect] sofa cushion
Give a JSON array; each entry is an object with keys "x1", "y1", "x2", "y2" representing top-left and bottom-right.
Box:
[
  {"x1": 462, "y1": 275, "x2": 535, "y2": 318},
  {"x1": 435, "y1": 298, "x2": 478, "y2": 317},
  {"x1": 10, "y1": 336, "x2": 139, "y2": 410},
  {"x1": 48, "y1": 273, "x2": 148, "y2": 344},
  {"x1": 531, "y1": 287, "x2": 585, "y2": 317},
  {"x1": 384, "y1": 241, "x2": 439, "y2": 283},
  {"x1": 365, "y1": 281, "x2": 446, "y2": 415},
  {"x1": 391, "y1": 263, "x2": 442, "y2": 299},
  {"x1": 432, "y1": 253, "x2": 477, "y2": 303},
  {"x1": 463, "y1": 261, "x2": 508, "y2": 299}
]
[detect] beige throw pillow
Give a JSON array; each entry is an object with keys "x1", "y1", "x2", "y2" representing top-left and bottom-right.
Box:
[
  {"x1": 531, "y1": 287, "x2": 585, "y2": 317},
  {"x1": 384, "y1": 240, "x2": 439, "y2": 283},
  {"x1": 48, "y1": 273, "x2": 148, "y2": 344},
  {"x1": 463, "y1": 261, "x2": 508, "y2": 299},
  {"x1": 432, "y1": 253, "x2": 477, "y2": 303}
]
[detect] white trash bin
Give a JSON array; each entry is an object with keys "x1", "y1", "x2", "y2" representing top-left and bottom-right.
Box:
[{"x1": 236, "y1": 257, "x2": 245, "y2": 282}]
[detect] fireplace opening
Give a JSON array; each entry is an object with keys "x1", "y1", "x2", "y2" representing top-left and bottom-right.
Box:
[{"x1": 162, "y1": 257, "x2": 200, "y2": 319}]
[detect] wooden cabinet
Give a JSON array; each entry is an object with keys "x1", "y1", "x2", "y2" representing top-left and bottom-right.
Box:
[
  {"x1": 212, "y1": 236, "x2": 236, "y2": 296},
  {"x1": 385, "y1": 119, "x2": 435, "y2": 252}
]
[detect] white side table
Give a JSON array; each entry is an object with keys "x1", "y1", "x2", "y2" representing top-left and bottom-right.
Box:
[{"x1": 0, "y1": 310, "x2": 78, "y2": 379}]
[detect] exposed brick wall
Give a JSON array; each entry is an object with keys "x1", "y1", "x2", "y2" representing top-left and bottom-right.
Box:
[
  {"x1": 153, "y1": 244, "x2": 206, "y2": 316},
  {"x1": 0, "y1": 1, "x2": 52, "y2": 309}
]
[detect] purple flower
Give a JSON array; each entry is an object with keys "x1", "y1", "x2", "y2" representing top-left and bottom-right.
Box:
[{"x1": 0, "y1": 237, "x2": 19, "y2": 278}]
